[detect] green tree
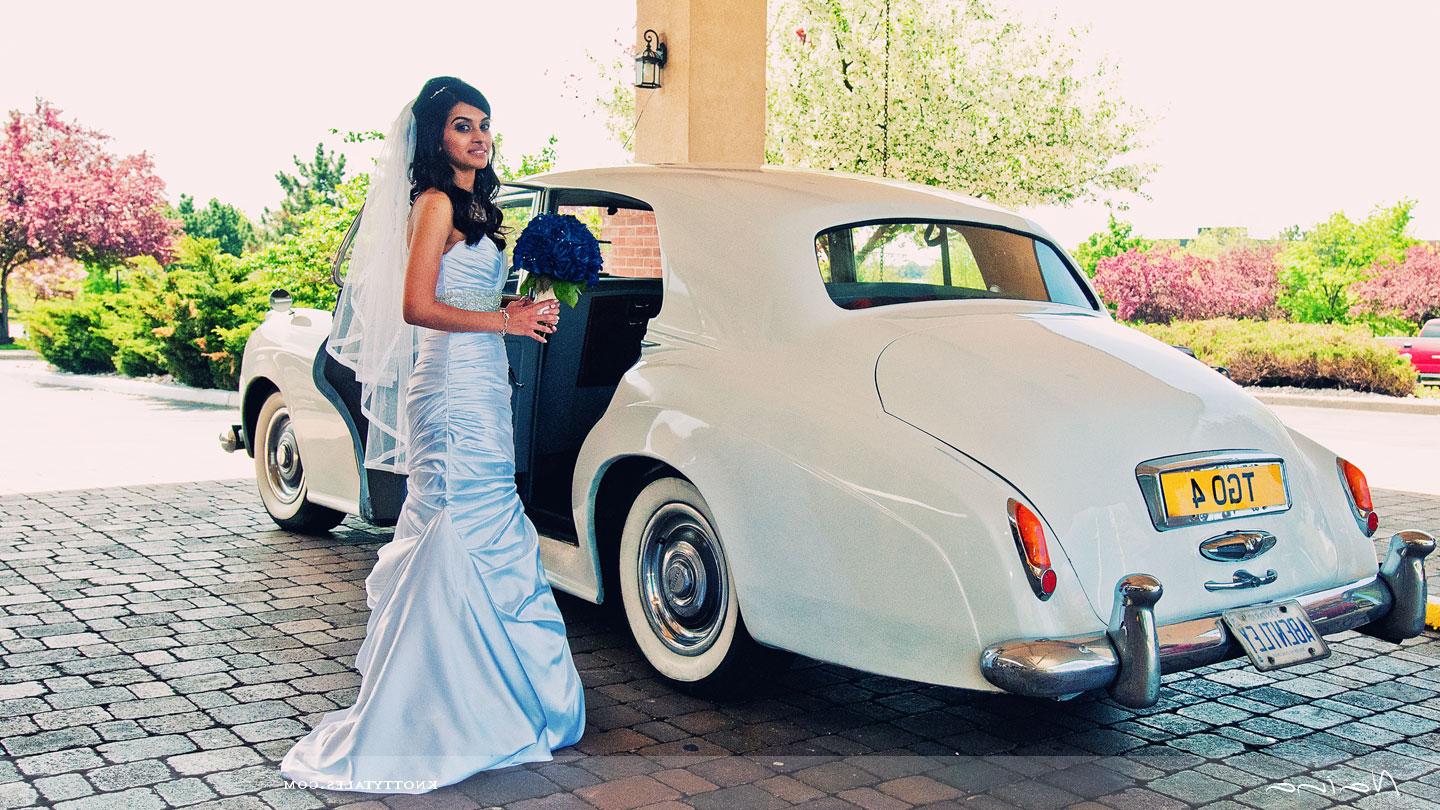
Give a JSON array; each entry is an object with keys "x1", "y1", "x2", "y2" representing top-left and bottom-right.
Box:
[
  {"x1": 586, "y1": 0, "x2": 1152, "y2": 207},
  {"x1": 1277, "y1": 200, "x2": 1417, "y2": 324},
  {"x1": 174, "y1": 194, "x2": 259, "y2": 257},
  {"x1": 1073, "y1": 213, "x2": 1152, "y2": 277},
  {"x1": 1183, "y1": 226, "x2": 1259, "y2": 259},
  {"x1": 495, "y1": 133, "x2": 559, "y2": 181},
  {"x1": 262, "y1": 142, "x2": 348, "y2": 239},
  {"x1": 243, "y1": 174, "x2": 369, "y2": 313}
]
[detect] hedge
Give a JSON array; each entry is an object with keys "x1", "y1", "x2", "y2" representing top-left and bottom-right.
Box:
[{"x1": 1134, "y1": 318, "x2": 1419, "y2": 397}]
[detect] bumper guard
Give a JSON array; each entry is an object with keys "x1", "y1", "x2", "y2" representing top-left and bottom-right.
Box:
[{"x1": 980, "y1": 530, "x2": 1435, "y2": 708}]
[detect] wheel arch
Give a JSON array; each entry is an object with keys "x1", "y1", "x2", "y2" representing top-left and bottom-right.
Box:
[
  {"x1": 241, "y1": 377, "x2": 280, "y2": 459},
  {"x1": 590, "y1": 454, "x2": 689, "y2": 605}
]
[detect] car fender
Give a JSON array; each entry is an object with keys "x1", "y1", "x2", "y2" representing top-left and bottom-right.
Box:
[
  {"x1": 574, "y1": 352, "x2": 1103, "y2": 690},
  {"x1": 239, "y1": 307, "x2": 360, "y2": 514}
]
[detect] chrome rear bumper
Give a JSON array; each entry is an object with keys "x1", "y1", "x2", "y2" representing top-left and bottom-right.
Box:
[
  {"x1": 980, "y1": 530, "x2": 1435, "y2": 708},
  {"x1": 219, "y1": 424, "x2": 246, "y2": 454}
]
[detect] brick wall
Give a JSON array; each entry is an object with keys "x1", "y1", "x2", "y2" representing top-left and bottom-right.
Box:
[{"x1": 560, "y1": 206, "x2": 662, "y2": 279}]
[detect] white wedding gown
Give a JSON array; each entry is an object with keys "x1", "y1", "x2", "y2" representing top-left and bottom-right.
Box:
[{"x1": 279, "y1": 234, "x2": 586, "y2": 793}]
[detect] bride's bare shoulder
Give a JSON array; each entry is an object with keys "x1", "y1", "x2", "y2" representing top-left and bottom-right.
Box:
[
  {"x1": 412, "y1": 188, "x2": 452, "y2": 218},
  {"x1": 407, "y1": 189, "x2": 453, "y2": 239}
]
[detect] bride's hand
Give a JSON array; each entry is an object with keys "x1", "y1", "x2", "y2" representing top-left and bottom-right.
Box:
[{"x1": 504, "y1": 298, "x2": 561, "y2": 343}]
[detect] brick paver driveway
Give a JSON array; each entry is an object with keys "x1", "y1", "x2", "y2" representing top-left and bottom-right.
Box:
[{"x1": 2, "y1": 482, "x2": 1438, "y2": 810}]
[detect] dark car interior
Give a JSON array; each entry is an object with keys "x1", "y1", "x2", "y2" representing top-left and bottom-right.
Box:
[{"x1": 314, "y1": 187, "x2": 663, "y2": 542}]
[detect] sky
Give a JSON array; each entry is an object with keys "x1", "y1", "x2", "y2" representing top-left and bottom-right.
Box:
[{"x1": 2, "y1": 1, "x2": 1436, "y2": 249}]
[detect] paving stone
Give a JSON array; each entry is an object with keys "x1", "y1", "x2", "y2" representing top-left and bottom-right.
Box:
[
  {"x1": 2, "y1": 725, "x2": 100, "y2": 756},
  {"x1": 87, "y1": 759, "x2": 171, "y2": 791},
  {"x1": 2, "y1": 480, "x2": 1437, "y2": 809},
  {"x1": 31, "y1": 773, "x2": 93, "y2": 802},
  {"x1": 51, "y1": 785, "x2": 166, "y2": 810},
  {"x1": 573, "y1": 774, "x2": 681, "y2": 810},
  {"x1": 167, "y1": 746, "x2": 265, "y2": 776},
  {"x1": 98, "y1": 733, "x2": 197, "y2": 763}
]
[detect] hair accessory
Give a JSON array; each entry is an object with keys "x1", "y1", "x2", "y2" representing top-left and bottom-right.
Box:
[{"x1": 429, "y1": 85, "x2": 449, "y2": 99}]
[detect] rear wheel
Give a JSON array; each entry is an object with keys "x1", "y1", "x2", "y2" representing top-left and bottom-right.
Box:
[
  {"x1": 618, "y1": 477, "x2": 793, "y2": 697},
  {"x1": 254, "y1": 391, "x2": 345, "y2": 534}
]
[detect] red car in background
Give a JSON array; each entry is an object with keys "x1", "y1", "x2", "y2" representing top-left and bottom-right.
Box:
[{"x1": 1381, "y1": 318, "x2": 1440, "y2": 384}]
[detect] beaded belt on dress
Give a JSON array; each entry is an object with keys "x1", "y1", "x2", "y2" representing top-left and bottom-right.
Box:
[{"x1": 435, "y1": 288, "x2": 504, "y2": 312}]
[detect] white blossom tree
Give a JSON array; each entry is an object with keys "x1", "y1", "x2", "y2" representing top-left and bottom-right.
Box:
[{"x1": 584, "y1": 0, "x2": 1153, "y2": 208}]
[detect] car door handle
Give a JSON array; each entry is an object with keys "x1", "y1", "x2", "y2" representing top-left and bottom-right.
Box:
[
  {"x1": 1204, "y1": 569, "x2": 1278, "y2": 591},
  {"x1": 508, "y1": 367, "x2": 524, "y2": 388},
  {"x1": 639, "y1": 339, "x2": 659, "y2": 349}
]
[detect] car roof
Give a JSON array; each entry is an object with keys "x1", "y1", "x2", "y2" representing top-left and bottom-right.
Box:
[
  {"x1": 513, "y1": 163, "x2": 1041, "y2": 235},
  {"x1": 506, "y1": 163, "x2": 1061, "y2": 347}
]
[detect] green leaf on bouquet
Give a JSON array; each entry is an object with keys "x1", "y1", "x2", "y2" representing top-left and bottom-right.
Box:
[{"x1": 555, "y1": 281, "x2": 582, "y2": 308}]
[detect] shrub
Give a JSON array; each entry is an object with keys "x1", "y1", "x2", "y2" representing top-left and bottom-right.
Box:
[
  {"x1": 1093, "y1": 246, "x2": 1278, "y2": 323},
  {"x1": 1133, "y1": 318, "x2": 1419, "y2": 397},
  {"x1": 26, "y1": 298, "x2": 116, "y2": 373},
  {"x1": 117, "y1": 238, "x2": 267, "y2": 390}
]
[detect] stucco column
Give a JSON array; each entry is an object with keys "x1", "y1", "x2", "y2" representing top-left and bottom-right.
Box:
[{"x1": 633, "y1": 0, "x2": 767, "y2": 166}]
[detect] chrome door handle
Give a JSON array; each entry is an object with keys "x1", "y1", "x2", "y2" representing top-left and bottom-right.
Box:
[
  {"x1": 1204, "y1": 569, "x2": 1278, "y2": 591},
  {"x1": 639, "y1": 339, "x2": 659, "y2": 349}
]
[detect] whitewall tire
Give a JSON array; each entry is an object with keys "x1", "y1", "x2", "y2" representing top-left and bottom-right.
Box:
[
  {"x1": 254, "y1": 391, "x2": 345, "y2": 534},
  {"x1": 618, "y1": 477, "x2": 792, "y2": 695}
]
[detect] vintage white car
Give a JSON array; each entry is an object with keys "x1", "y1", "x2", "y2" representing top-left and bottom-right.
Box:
[{"x1": 224, "y1": 164, "x2": 1434, "y2": 707}]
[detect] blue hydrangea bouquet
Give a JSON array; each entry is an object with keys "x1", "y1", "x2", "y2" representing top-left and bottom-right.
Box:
[{"x1": 513, "y1": 213, "x2": 604, "y2": 308}]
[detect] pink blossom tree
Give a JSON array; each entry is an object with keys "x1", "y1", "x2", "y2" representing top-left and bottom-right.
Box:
[
  {"x1": 1093, "y1": 248, "x2": 1205, "y2": 323},
  {"x1": 1353, "y1": 244, "x2": 1440, "y2": 327},
  {"x1": 13, "y1": 256, "x2": 86, "y2": 301},
  {"x1": 1094, "y1": 246, "x2": 1280, "y2": 323},
  {"x1": 0, "y1": 99, "x2": 177, "y2": 343}
]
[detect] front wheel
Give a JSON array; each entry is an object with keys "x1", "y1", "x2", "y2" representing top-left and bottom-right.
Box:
[
  {"x1": 253, "y1": 391, "x2": 345, "y2": 534},
  {"x1": 618, "y1": 477, "x2": 793, "y2": 697}
]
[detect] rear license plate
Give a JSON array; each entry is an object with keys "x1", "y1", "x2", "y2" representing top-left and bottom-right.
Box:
[
  {"x1": 1160, "y1": 462, "x2": 1287, "y2": 521},
  {"x1": 1222, "y1": 601, "x2": 1329, "y2": 671}
]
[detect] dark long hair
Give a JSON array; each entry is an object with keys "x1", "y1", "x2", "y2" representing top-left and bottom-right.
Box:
[{"x1": 409, "y1": 76, "x2": 509, "y2": 251}]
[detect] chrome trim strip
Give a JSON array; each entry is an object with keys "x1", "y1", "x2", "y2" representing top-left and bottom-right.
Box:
[{"x1": 1135, "y1": 449, "x2": 1292, "y2": 531}]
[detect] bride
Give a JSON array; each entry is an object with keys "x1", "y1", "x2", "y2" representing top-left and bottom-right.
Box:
[{"x1": 279, "y1": 76, "x2": 586, "y2": 793}]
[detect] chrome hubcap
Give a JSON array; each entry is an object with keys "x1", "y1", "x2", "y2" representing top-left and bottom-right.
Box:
[
  {"x1": 638, "y1": 502, "x2": 727, "y2": 656},
  {"x1": 265, "y1": 409, "x2": 304, "y2": 505}
]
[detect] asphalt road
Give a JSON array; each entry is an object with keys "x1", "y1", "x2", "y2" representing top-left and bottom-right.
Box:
[
  {"x1": 1270, "y1": 405, "x2": 1440, "y2": 496},
  {"x1": 0, "y1": 360, "x2": 1436, "y2": 497},
  {"x1": 0, "y1": 364, "x2": 251, "y2": 496}
]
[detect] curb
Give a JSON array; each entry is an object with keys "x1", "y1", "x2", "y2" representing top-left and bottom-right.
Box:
[
  {"x1": 0, "y1": 349, "x2": 40, "y2": 360},
  {"x1": 1251, "y1": 391, "x2": 1440, "y2": 416},
  {"x1": 5, "y1": 365, "x2": 240, "y2": 408}
]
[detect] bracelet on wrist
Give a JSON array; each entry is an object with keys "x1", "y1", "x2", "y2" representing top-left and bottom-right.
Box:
[{"x1": 501, "y1": 309, "x2": 510, "y2": 335}]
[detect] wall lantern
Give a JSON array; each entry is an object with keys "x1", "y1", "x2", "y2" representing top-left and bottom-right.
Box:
[{"x1": 634, "y1": 29, "x2": 667, "y2": 89}]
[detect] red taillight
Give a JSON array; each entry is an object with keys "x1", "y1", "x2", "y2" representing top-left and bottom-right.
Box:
[
  {"x1": 1008, "y1": 500, "x2": 1056, "y2": 599},
  {"x1": 1338, "y1": 458, "x2": 1378, "y2": 537}
]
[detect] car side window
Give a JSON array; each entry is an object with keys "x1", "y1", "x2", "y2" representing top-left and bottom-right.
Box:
[{"x1": 498, "y1": 192, "x2": 539, "y2": 273}]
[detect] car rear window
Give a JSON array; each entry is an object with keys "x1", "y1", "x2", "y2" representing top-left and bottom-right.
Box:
[
  {"x1": 1422, "y1": 322, "x2": 1440, "y2": 338},
  {"x1": 814, "y1": 220, "x2": 1095, "y2": 311}
]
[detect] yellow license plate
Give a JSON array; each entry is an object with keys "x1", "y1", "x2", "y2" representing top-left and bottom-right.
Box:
[{"x1": 1160, "y1": 463, "x2": 1287, "y2": 519}]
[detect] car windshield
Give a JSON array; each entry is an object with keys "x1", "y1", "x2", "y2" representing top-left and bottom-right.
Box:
[{"x1": 815, "y1": 220, "x2": 1095, "y2": 311}]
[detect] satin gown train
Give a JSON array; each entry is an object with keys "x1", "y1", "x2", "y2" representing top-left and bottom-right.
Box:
[{"x1": 279, "y1": 235, "x2": 585, "y2": 793}]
